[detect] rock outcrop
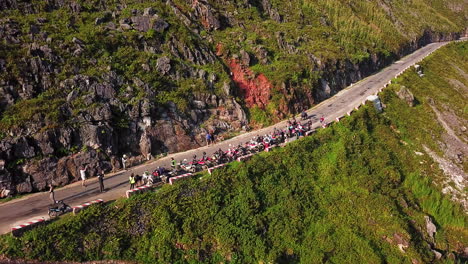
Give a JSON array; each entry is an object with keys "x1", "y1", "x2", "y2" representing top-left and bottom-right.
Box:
[{"x1": 0, "y1": 1, "x2": 465, "y2": 197}]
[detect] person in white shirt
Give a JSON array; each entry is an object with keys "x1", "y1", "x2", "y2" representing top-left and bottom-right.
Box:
[
  {"x1": 80, "y1": 165, "x2": 88, "y2": 187},
  {"x1": 122, "y1": 155, "x2": 128, "y2": 170}
]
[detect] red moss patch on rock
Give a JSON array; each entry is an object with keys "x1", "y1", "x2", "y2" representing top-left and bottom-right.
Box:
[{"x1": 228, "y1": 59, "x2": 272, "y2": 109}]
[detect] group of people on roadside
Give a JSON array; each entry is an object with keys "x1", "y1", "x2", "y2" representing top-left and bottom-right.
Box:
[
  {"x1": 48, "y1": 164, "x2": 105, "y2": 205},
  {"x1": 128, "y1": 164, "x2": 171, "y2": 190},
  {"x1": 50, "y1": 110, "x2": 326, "y2": 203},
  {"x1": 205, "y1": 130, "x2": 215, "y2": 145}
]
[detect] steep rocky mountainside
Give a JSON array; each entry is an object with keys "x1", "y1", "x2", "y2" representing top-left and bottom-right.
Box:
[
  {"x1": 1, "y1": 42, "x2": 467, "y2": 263},
  {"x1": 0, "y1": 0, "x2": 466, "y2": 196}
]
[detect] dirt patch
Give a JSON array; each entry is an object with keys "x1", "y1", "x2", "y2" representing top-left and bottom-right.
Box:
[
  {"x1": 429, "y1": 104, "x2": 467, "y2": 145},
  {"x1": 423, "y1": 145, "x2": 467, "y2": 212},
  {"x1": 429, "y1": 105, "x2": 468, "y2": 167},
  {"x1": 423, "y1": 104, "x2": 468, "y2": 211},
  {"x1": 450, "y1": 63, "x2": 468, "y2": 80},
  {"x1": 448, "y1": 79, "x2": 468, "y2": 98}
]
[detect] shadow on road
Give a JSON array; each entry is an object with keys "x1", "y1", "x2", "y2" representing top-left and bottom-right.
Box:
[
  {"x1": 63, "y1": 187, "x2": 99, "y2": 202},
  {"x1": 107, "y1": 181, "x2": 129, "y2": 190}
]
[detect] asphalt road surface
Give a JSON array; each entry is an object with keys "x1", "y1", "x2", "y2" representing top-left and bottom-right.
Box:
[{"x1": 0, "y1": 40, "x2": 458, "y2": 235}]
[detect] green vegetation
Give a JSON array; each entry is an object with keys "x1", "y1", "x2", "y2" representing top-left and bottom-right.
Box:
[
  {"x1": 0, "y1": 89, "x2": 65, "y2": 131},
  {"x1": 1, "y1": 42, "x2": 467, "y2": 263},
  {"x1": 0, "y1": 0, "x2": 466, "y2": 132},
  {"x1": 383, "y1": 41, "x2": 468, "y2": 171},
  {"x1": 1, "y1": 104, "x2": 466, "y2": 263}
]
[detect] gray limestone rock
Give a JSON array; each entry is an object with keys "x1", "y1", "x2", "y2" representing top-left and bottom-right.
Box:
[
  {"x1": 397, "y1": 86, "x2": 415, "y2": 107},
  {"x1": 13, "y1": 137, "x2": 35, "y2": 159},
  {"x1": 131, "y1": 16, "x2": 152, "y2": 32},
  {"x1": 152, "y1": 17, "x2": 169, "y2": 32},
  {"x1": 156, "y1": 56, "x2": 171, "y2": 75},
  {"x1": 240, "y1": 49, "x2": 251, "y2": 66},
  {"x1": 424, "y1": 215, "x2": 437, "y2": 240}
]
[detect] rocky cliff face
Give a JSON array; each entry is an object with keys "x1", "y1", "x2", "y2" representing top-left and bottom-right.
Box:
[{"x1": 0, "y1": 0, "x2": 466, "y2": 197}]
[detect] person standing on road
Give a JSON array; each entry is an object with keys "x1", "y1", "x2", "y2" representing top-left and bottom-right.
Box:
[
  {"x1": 206, "y1": 133, "x2": 212, "y2": 146},
  {"x1": 97, "y1": 170, "x2": 105, "y2": 192},
  {"x1": 171, "y1": 157, "x2": 177, "y2": 170},
  {"x1": 110, "y1": 153, "x2": 117, "y2": 173},
  {"x1": 80, "y1": 165, "x2": 88, "y2": 187},
  {"x1": 122, "y1": 154, "x2": 128, "y2": 170},
  {"x1": 48, "y1": 184, "x2": 56, "y2": 204},
  {"x1": 129, "y1": 173, "x2": 136, "y2": 189}
]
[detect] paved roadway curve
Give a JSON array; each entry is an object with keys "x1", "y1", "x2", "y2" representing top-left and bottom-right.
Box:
[{"x1": 0, "y1": 40, "x2": 458, "y2": 235}]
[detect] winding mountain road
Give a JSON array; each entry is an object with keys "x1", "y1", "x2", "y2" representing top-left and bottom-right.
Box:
[{"x1": 0, "y1": 40, "x2": 461, "y2": 235}]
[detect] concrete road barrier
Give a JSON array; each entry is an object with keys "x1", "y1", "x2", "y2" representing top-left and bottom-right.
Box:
[
  {"x1": 237, "y1": 154, "x2": 253, "y2": 162},
  {"x1": 208, "y1": 164, "x2": 226, "y2": 174},
  {"x1": 169, "y1": 173, "x2": 193, "y2": 185},
  {"x1": 305, "y1": 130, "x2": 315, "y2": 136},
  {"x1": 126, "y1": 185, "x2": 152, "y2": 198},
  {"x1": 11, "y1": 218, "x2": 47, "y2": 237},
  {"x1": 265, "y1": 145, "x2": 279, "y2": 152},
  {"x1": 72, "y1": 199, "x2": 104, "y2": 215}
]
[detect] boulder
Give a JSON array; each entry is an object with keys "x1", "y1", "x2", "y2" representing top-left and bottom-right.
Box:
[
  {"x1": 0, "y1": 169, "x2": 13, "y2": 197},
  {"x1": 262, "y1": 0, "x2": 282, "y2": 22},
  {"x1": 79, "y1": 124, "x2": 103, "y2": 149},
  {"x1": 0, "y1": 140, "x2": 13, "y2": 160},
  {"x1": 254, "y1": 46, "x2": 269, "y2": 64},
  {"x1": 131, "y1": 16, "x2": 151, "y2": 32},
  {"x1": 119, "y1": 18, "x2": 132, "y2": 30},
  {"x1": 89, "y1": 104, "x2": 112, "y2": 122},
  {"x1": 143, "y1": 7, "x2": 156, "y2": 16},
  {"x1": 13, "y1": 137, "x2": 35, "y2": 159},
  {"x1": 16, "y1": 176, "x2": 33, "y2": 193},
  {"x1": 397, "y1": 86, "x2": 415, "y2": 107},
  {"x1": 0, "y1": 188, "x2": 11, "y2": 198},
  {"x1": 156, "y1": 56, "x2": 171, "y2": 75},
  {"x1": 22, "y1": 157, "x2": 58, "y2": 191},
  {"x1": 54, "y1": 156, "x2": 75, "y2": 186},
  {"x1": 432, "y1": 250, "x2": 442, "y2": 260},
  {"x1": 152, "y1": 17, "x2": 169, "y2": 32},
  {"x1": 240, "y1": 50, "x2": 251, "y2": 66},
  {"x1": 424, "y1": 215, "x2": 437, "y2": 239},
  {"x1": 193, "y1": 0, "x2": 221, "y2": 31},
  {"x1": 33, "y1": 130, "x2": 56, "y2": 155},
  {"x1": 70, "y1": 150, "x2": 111, "y2": 181},
  {"x1": 95, "y1": 83, "x2": 116, "y2": 100}
]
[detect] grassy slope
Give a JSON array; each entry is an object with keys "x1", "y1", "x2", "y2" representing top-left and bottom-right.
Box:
[{"x1": 1, "y1": 43, "x2": 467, "y2": 263}]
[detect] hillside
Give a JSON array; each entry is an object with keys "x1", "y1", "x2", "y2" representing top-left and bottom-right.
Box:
[
  {"x1": 0, "y1": 42, "x2": 466, "y2": 263},
  {"x1": 0, "y1": 0, "x2": 467, "y2": 197}
]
